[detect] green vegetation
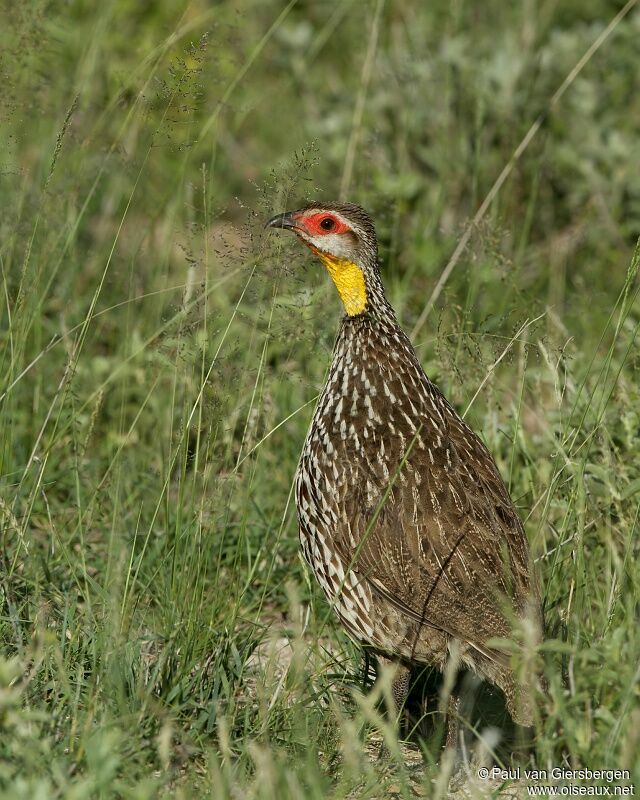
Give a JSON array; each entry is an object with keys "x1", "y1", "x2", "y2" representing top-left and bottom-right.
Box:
[{"x1": 1, "y1": 0, "x2": 639, "y2": 797}]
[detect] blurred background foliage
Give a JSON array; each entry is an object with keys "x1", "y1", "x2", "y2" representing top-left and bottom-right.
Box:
[{"x1": 0, "y1": 0, "x2": 639, "y2": 797}]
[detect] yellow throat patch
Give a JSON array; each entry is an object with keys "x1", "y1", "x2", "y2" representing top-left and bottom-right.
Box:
[{"x1": 314, "y1": 251, "x2": 367, "y2": 316}]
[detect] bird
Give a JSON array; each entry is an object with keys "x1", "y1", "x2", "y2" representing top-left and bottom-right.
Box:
[{"x1": 266, "y1": 201, "x2": 542, "y2": 749}]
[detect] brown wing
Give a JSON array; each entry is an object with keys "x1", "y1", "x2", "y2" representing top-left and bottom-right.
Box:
[{"x1": 331, "y1": 382, "x2": 537, "y2": 667}]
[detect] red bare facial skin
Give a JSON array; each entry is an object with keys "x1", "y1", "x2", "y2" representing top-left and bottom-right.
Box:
[{"x1": 293, "y1": 212, "x2": 351, "y2": 236}]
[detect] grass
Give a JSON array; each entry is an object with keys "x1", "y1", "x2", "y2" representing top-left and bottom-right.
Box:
[{"x1": 1, "y1": 0, "x2": 639, "y2": 797}]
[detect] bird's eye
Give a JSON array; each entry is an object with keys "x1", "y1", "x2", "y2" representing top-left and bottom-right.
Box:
[{"x1": 320, "y1": 217, "x2": 336, "y2": 231}]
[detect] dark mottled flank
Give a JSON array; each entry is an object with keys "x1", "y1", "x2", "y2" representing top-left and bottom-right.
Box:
[{"x1": 279, "y1": 202, "x2": 542, "y2": 733}]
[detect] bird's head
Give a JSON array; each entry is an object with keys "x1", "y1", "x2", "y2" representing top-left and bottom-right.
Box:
[{"x1": 266, "y1": 201, "x2": 381, "y2": 317}]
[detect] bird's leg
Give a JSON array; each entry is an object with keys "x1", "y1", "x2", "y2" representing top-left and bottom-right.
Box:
[
  {"x1": 361, "y1": 649, "x2": 371, "y2": 692},
  {"x1": 392, "y1": 663, "x2": 412, "y2": 722},
  {"x1": 439, "y1": 646, "x2": 463, "y2": 758},
  {"x1": 445, "y1": 689, "x2": 461, "y2": 751},
  {"x1": 375, "y1": 656, "x2": 411, "y2": 760},
  {"x1": 377, "y1": 656, "x2": 411, "y2": 723}
]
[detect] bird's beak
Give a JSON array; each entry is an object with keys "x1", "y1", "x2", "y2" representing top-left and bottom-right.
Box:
[{"x1": 265, "y1": 211, "x2": 303, "y2": 233}]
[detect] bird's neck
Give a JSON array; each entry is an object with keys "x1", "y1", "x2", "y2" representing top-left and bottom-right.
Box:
[
  {"x1": 363, "y1": 273, "x2": 396, "y2": 323},
  {"x1": 338, "y1": 266, "x2": 397, "y2": 329},
  {"x1": 315, "y1": 251, "x2": 368, "y2": 316},
  {"x1": 335, "y1": 303, "x2": 424, "y2": 394},
  {"x1": 314, "y1": 248, "x2": 392, "y2": 321},
  {"x1": 339, "y1": 294, "x2": 402, "y2": 342},
  {"x1": 348, "y1": 257, "x2": 397, "y2": 326}
]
